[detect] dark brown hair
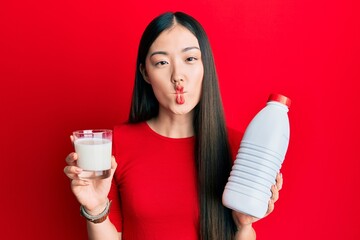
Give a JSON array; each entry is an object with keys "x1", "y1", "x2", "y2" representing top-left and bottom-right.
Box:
[{"x1": 129, "y1": 12, "x2": 236, "y2": 239}]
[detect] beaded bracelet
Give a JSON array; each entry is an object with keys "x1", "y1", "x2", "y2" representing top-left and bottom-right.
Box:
[{"x1": 80, "y1": 200, "x2": 112, "y2": 224}]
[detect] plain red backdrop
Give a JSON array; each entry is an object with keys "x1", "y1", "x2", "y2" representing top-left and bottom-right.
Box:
[{"x1": 1, "y1": 0, "x2": 359, "y2": 239}]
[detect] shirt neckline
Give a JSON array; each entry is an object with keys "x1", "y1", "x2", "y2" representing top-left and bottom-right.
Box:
[{"x1": 142, "y1": 122, "x2": 195, "y2": 142}]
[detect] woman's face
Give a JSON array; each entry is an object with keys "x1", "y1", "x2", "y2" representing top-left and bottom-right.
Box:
[{"x1": 142, "y1": 24, "x2": 204, "y2": 116}]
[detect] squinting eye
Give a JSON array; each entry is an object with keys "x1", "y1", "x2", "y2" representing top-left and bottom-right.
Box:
[
  {"x1": 155, "y1": 61, "x2": 168, "y2": 66},
  {"x1": 187, "y1": 57, "x2": 197, "y2": 62}
]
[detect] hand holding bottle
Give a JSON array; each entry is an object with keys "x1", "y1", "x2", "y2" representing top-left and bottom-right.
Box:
[
  {"x1": 223, "y1": 94, "x2": 291, "y2": 218},
  {"x1": 233, "y1": 172, "x2": 283, "y2": 239}
]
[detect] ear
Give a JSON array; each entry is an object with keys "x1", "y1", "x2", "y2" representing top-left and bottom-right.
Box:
[{"x1": 139, "y1": 64, "x2": 151, "y2": 84}]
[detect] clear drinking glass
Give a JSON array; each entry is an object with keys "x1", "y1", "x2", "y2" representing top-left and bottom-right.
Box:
[{"x1": 72, "y1": 129, "x2": 112, "y2": 179}]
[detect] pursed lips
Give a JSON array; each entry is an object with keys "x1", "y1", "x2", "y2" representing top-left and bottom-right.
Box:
[{"x1": 175, "y1": 85, "x2": 185, "y2": 104}]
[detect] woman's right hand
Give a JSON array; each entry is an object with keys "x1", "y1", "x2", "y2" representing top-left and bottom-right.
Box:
[{"x1": 64, "y1": 152, "x2": 117, "y2": 215}]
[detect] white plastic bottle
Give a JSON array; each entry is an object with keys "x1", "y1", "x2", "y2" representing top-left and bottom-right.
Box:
[{"x1": 222, "y1": 93, "x2": 291, "y2": 218}]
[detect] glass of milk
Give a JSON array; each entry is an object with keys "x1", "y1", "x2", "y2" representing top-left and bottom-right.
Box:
[{"x1": 73, "y1": 129, "x2": 112, "y2": 179}]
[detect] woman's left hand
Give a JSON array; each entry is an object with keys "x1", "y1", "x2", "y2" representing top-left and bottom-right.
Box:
[{"x1": 232, "y1": 172, "x2": 283, "y2": 230}]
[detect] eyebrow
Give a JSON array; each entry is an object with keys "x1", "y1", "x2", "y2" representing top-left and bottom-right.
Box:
[
  {"x1": 183, "y1": 46, "x2": 200, "y2": 52},
  {"x1": 149, "y1": 46, "x2": 200, "y2": 57}
]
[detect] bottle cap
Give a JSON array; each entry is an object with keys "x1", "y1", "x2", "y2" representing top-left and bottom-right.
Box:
[{"x1": 268, "y1": 93, "x2": 291, "y2": 108}]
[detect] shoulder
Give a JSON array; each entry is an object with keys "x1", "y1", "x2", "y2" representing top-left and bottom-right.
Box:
[
  {"x1": 112, "y1": 122, "x2": 149, "y2": 158},
  {"x1": 113, "y1": 122, "x2": 148, "y2": 145}
]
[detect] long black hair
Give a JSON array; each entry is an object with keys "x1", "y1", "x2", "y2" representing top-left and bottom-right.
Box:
[{"x1": 129, "y1": 12, "x2": 236, "y2": 239}]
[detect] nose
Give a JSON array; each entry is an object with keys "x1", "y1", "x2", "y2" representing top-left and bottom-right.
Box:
[
  {"x1": 171, "y1": 58, "x2": 185, "y2": 85},
  {"x1": 171, "y1": 60, "x2": 184, "y2": 84},
  {"x1": 172, "y1": 76, "x2": 184, "y2": 85}
]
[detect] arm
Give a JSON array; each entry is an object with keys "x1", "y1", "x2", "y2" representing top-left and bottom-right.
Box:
[
  {"x1": 64, "y1": 153, "x2": 121, "y2": 240},
  {"x1": 87, "y1": 218, "x2": 121, "y2": 240},
  {"x1": 83, "y1": 199, "x2": 121, "y2": 240},
  {"x1": 234, "y1": 225, "x2": 256, "y2": 240}
]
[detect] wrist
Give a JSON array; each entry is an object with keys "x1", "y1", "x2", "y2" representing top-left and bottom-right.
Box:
[
  {"x1": 80, "y1": 199, "x2": 112, "y2": 224},
  {"x1": 237, "y1": 223, "x2": 253, "y2": 231},
  {"x1": 84, "y1": 199, "x2": 109, "y2": 216},
  {"x1": 236, "y1": 224, "x2": 256, "y2": 240}
]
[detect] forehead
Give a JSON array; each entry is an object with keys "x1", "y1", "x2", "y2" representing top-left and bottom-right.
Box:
[{"x1": 149, "y1": 25, "x2": 200, "y2": 52}]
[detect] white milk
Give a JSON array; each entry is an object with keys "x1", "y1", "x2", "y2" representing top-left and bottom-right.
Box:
[{"x1": 74, "y1": 138, "x2": 112, "y2": 171}]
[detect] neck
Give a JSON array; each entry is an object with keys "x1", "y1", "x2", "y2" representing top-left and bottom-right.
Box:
[{"x1": 147, "y1": 109, "x2": 194, "y2": 138}]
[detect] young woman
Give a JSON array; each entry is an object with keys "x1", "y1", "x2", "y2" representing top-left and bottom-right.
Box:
[{"x1": 64, "y1": 12, "x2": 283, "y2": 240}]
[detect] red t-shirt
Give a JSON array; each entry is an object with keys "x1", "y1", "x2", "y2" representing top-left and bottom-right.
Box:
[{"x1": 108, "y1": 122, "x2": 242, "y2": 240}]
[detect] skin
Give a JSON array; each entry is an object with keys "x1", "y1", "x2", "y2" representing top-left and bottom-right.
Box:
[
  {"x1": 140, "y1": 24, "x2": 204, "y2": 138},
  {"x1": 64, "y1": 23, "x2": 283, "y2": 240}
]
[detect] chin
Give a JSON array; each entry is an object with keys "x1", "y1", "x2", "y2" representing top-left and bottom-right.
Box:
[{"x1": 172, "y1": 105, "x2": 196, "y2": 116}]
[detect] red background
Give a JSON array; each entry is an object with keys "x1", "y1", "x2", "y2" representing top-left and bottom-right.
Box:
[{"x1": 1, "y1": 0, "x2": 359, "y2": 239}]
